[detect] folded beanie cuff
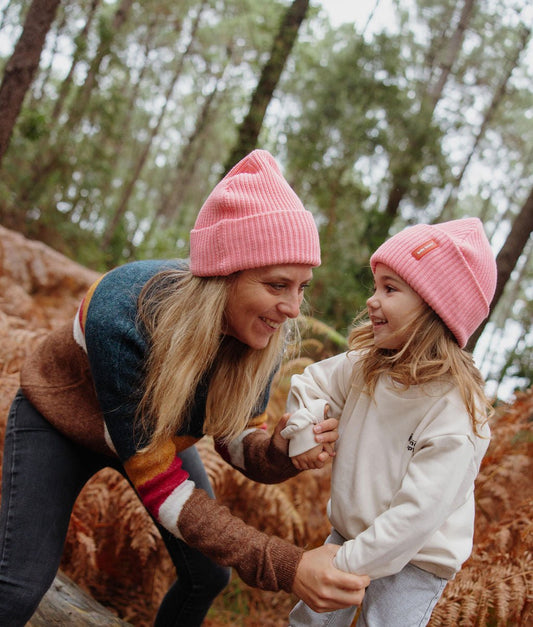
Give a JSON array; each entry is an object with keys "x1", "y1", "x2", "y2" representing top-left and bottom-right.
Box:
[{"x1": 190, "y1": 209, "x2": 320, "y2": 276}]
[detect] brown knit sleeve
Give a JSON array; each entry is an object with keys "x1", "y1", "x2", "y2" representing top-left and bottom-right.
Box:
[
  {"x1": 242, "y1": 429, "x2": 300, "y2": 483},
  {"x1": 20, "y1": 322, "x2": 112, "y2": 455},
  {"x1": 215, "y1": 429, "x2": 300, "y2": 484},
  {"x1": 178, "y1": 488, "x2": 303, "y2": 592}
]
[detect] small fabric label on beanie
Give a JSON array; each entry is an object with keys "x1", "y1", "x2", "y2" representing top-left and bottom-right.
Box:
[{"x1": 411, "y1": 238, "x2": 439, "y2": 260}]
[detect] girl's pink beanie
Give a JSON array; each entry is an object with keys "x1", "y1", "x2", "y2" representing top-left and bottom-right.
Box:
[
  {"x1": 190, "y1": 150, "x2": 320, "y2": 276},
  {"x1": 370, "y1": 218, "x2": 497, "y2": 348}
]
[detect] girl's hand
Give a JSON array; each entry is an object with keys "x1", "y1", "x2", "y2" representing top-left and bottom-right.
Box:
[{"x1": 291, "y1": 444, "x2": 328, "y2": 471}]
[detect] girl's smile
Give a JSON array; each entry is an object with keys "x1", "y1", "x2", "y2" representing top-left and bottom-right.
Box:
[{"x1": 367, "y1": 264, "x2": 424, "y2": 350}]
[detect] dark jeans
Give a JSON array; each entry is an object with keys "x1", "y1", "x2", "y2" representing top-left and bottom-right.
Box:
[{"x1": 0, "y1": 391, "x2": 230, "y2": 626}]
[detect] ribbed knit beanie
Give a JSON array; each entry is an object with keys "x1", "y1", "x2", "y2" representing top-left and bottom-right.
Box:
[
  {"x1": 189, "y1": 150, "x2": 320, "y2": 276},
  {"x1": 370, "y1": 218, "x2": 497, "y2": 348}
]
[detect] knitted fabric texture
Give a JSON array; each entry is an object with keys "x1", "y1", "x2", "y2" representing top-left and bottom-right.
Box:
[
  {"x1": 370, "y1": 218, "x2": 497, "y2": 347},
  {"x1": 189, "y1": 149, "x2": 320, "y2": 276}
]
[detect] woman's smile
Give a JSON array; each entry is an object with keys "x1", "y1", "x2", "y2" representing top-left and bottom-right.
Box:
[{"x1": 225, "y1": 264, "x2": 313, "y2": 349}]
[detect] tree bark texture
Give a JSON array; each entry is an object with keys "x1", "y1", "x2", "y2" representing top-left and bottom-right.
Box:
[
  {"x1": 0, "y1": 0, "x2": 61, "y2": 166},
  {"x1": 26, "y1": 571, "x2": 133, "y2": 626},
  {"x1": 224, "y1": 0, "x2": 310, "y2": 172},
  {"x1": 467, "y1": 185, "x2": 533, "y2": 350}
]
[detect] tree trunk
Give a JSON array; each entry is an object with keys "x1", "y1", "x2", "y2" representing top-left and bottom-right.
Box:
[
  {"x1": 426, "y1": 0, "x2": 475, "y2": 108},
  {"x1": 27, "y1": 571, "x2": 133, "y2": 626},
  {"x1": 101, "y1": 2, "x2": 207, "y2": 251},
  {"x1": 439, "y1": 24, "x2": 530, "y2": 221},
  {"x1": 0, "y1": 0, "x2": 60, "y2": 166},
  {"x1": 29, "y1": 5, "x2": 67, "y2": 105},
  {"x1": 223, "y1": 0, "x2": 310, "y2": 172},
  {"x1": 50, "y1": 0, "x2": 101, "y2": 122},
  {"x1": 467, "y1": 185, "x2": 533, "y2": 351},
  {"x1": 383, "y1": 0, "x2": 475, "y2": 223},
  {"x1": 155, "y1": 48, "x2": 233, "y2": 225}
]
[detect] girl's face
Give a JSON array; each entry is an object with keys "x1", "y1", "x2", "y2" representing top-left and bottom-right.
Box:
[
  {"x1": 224, "y1": 264, "x2": 313, "y2": 350},
  {"x1": 367, "y1": 263, "x2": 425, "y2": 350}
]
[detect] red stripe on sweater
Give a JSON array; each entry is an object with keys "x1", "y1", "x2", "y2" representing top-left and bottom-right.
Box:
[{"x1": 137, "y1": 455, "x2": 190, "y2": 516}]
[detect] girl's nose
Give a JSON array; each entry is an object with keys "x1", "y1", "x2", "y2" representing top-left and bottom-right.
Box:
[{"x1": 366, "y1": 293, "x2": 377, "y2": 309}]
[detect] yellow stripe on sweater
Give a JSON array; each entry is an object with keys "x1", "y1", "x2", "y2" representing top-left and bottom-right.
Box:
[
  {"x1": 78, "y1": 274, "x2": 105, "y2": 333},
  {"x1": 124, "y1": 435, "x2": 200, "y2": 486}
]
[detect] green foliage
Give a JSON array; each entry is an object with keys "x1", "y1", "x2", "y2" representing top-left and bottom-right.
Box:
[
  {"x1": 17, "y1": 109, "x2": 48, "y2": 141},
  {"x1": 0, "y1": 0, "x2": 531, "y2": 397}
]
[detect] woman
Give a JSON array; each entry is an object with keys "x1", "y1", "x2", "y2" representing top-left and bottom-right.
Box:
[{"x1": 0, "y1": 150, "x2": 369, "y2": 626}]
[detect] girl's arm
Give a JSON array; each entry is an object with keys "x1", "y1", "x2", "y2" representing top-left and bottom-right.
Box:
[{"x1": 281, "y1": 352, "x2": 354, "y2": 457}]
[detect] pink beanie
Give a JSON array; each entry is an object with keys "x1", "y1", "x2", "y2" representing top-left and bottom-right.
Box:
[
  {"x1": 370, "y1": 218, "x2": 497, "y2": 347},
  {"x1": 189, "y1": 150, "x2": 321, "y2": 276}
]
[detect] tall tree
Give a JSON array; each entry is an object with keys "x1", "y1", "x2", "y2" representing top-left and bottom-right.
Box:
[
  {"x1": 382, "y1": 0, "x2": 476, "y2": 224},
  {"x1": 50, "y1": 0, "x2": 101, "y2": 122},
  {"x1": 154, "y1": 49, "x2": 233, "y2": 224},
  {"x1": 0, "y1": 0, "x2": 60, "y2": 166},
  {"x1": 223, "y1": 0, "x2": 309, "y2": 172},
  {"x1": 14, "y1": 0, "x2": 134, "y2": 210},
  {"x1": 438, "y1": 24, "x2": 531, "y2": 221},
  {"x1": 101, "y1": 3, "x2": 207, "y2": 252},
  {"x1": 467, "y1": 186, "x2": 533, "y2": 350}
]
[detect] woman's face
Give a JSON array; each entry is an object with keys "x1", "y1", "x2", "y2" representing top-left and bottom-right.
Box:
[{"x1": 224, "y1": 264, "x2": 314, "y2": 350}]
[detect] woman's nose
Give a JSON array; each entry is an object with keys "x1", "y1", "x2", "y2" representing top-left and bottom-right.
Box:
[{"x1": 279, "y1": 292, "x2": 302, "y2": 319}]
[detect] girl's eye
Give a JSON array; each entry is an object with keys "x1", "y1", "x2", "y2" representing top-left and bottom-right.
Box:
[{"x1": 385, "y1": 285, "x2": 396, "y2": 293}]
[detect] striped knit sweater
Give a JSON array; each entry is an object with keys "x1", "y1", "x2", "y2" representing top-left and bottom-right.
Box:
[{"x1": 20, "y1": 259, "x2": 302, "y2": 592}]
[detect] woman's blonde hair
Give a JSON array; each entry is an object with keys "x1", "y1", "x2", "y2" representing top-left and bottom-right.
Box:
[
  {"x1": 136, "y1": 268, "x2": 286, "y2": 450},
  {"x1": 349, "y1": 305, "x2": 493, "y2": 435}
]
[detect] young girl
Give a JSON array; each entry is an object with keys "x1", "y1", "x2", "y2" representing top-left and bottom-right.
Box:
[{"x1": 281, "y1": 218, "x2": 497, "y2": 626}]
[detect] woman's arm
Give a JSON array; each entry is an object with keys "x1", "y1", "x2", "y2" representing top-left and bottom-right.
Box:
[
  {"x1": 215, "y1": 414, "x2": 339, "y2": 483},
  {"x1": 178, "y1": 486, "x2": 369, "y2": 608}
]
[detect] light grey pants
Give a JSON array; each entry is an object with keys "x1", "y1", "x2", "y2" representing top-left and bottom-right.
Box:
[{"x1": 289, "y1": 529, "x2": 447, "y2": 627}]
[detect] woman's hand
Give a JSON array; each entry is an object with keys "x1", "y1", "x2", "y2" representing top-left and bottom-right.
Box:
[{"x1": 292, "y1": 544, "x2": 369, "y2": 612}]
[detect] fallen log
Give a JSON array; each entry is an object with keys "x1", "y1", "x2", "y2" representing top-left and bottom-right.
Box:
[{"x1": 26, "y1": 571, "x2": 133, "y2": 626}]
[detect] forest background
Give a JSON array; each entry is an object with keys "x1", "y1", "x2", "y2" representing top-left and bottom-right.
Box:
[
  {"x1": 0, "y1": 1, "x2": 532, "y2": 625},
  {"x1": 0, "y1": 0, "x2": 532, "y2": 400}
]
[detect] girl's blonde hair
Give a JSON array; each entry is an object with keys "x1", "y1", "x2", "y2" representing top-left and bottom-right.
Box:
[
  {"x1": 349, "y1": 305, "x2": 493, "y2": 435},
  {"x1": 136, "y1": 268, "x2": 285, "y2": 450}
]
